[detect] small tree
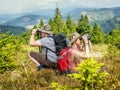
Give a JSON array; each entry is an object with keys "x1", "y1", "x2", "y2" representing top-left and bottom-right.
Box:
[
  {"x1": 49, "y1": 18, "x2": 58, "y2": 34},
  {"x1": 76, "y1": 15, "x2": 92, "y2": 35},
  {"x1": 68, "y1": 58, "x2": 108, "y2": 90},
  {"x1": 53, "y1": 6, "x2": 64, "y2": 34},
  {"x1": 107, "y1": 29, "x2": 120, "y2": 49},
  {"x1": 66, "y1": 14, "x2": 76, "y2": 35},
  {"x1": 50, "y1": 58, "x2": 108, "y2": 90},
  {"x1": 33, "y1": 25, "x2": 38, "y2": 29},
  {"x1": 38, "y1": 19, "x2": 44, "y2": 28},
  {"x1": 91, "y1": 23, "x2": 104, "y2": 44}
]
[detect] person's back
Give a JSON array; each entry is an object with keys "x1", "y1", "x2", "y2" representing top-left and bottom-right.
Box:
[{"x1": 39, "y1": 35, "x2": 58, "y2": 63}]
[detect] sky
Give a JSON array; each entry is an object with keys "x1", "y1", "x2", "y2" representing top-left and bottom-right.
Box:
[{"x1": 0, "y1": 0, "x2": 120, "y2": 14}]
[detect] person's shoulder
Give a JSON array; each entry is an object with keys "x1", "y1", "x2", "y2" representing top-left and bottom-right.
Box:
[
  {"x1": 39, "y1": 37, "x2": 48, "y2": 42},
  {"x1": 41, "y1": 35, "x2": 54, "y2": 42}
]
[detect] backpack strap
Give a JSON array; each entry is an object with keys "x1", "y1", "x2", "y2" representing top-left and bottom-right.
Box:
[
  {"x1": 48, "y1": 33, "x2": 68, "y2": 56},
  {"x1": 41, "y1": 35, "x2": 56, "y2": 61},
  {"x1": 44, "y1": 45, "x2": 56, "y2": 53},
  {"x1": 47, "y1": 35, "x2": 57, "y2": 53},
  {"x1": 43, "y1": 45, "x2": 56, "y2": 61},
  {"x1": 45, "y1": 35, "x2": 59, "y2": 60}
]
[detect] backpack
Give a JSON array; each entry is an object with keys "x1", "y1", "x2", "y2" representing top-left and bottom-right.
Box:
[
  {"x1": 58, "y1": 47, "x2": 80, "y2": 74},
  {"x1": 57, "y1": 47, "x2": 70, "y2": 74},
  {"x1": 53, "y1": 33, "x2": 68, "y2": 56},
  {"x1": 45, "y1": 33, "x2": 72, "y2": 73},
  {"x1": 47, "y1": 33, "x2": 68, "y2": 56}
]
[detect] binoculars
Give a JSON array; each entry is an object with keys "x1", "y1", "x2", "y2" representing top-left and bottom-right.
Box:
[
  {"x1": 79, "y1": 35, "x2": 91, "y2": 40},
  {"x1": 36, "y1": 29, "x2": 40, "y2": 33},
  {"x1": 36, "y1": 29, "x2": 41, "y2": 36}
]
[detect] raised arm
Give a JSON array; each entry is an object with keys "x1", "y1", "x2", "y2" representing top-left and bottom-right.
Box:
[
  {"x1": 30, "y1": 29, "x2": 41, "y2": 46},
  {"x1": 82, "y1": 34, "x2": 90, "y2": 58}
]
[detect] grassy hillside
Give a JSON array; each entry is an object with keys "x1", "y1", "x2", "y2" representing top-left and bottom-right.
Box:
[{"x1": 0, "y1": 44, "x2": 120, "y2": 89}]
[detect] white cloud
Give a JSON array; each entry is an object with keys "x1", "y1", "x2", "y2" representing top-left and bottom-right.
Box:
[
  {"x1": 105, "y1": 0, "x2": 111, "y2": 1},
  {"x1": 0, "y1": 0, "x2": 53, "y2": 13},
  {"x1": 0, "y1": 0, "x2": 120, "y2": 14},
  {"x1": 70, "y1": 0, "x2": 77, "y2": 3}
]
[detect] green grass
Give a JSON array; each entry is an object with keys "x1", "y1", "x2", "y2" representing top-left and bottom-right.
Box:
[{"x1": 0, "y1": 44, "x2": 120, "y2": 90}]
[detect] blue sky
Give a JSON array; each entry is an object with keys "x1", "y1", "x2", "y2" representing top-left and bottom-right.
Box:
[{"x1": 0, "y1": 0, "x2": 120, "y2": 14}]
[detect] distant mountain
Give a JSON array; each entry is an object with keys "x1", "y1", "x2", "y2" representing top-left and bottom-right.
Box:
[
  {"x1": 1, "y1": 6, "x2": 120, "y2": 33},
  {"x1": 31, "y1": 6, "x2": 92, "y2": 17},
  {"x1": 0, "y1": 14, "x2": 18, "y2": 24},
  {"x1": 2, "y1": 7, "x2": 94, "y2": 28},
  {"x1": 0, "y1": 6, "x2": 92, "y2": 24},
  {"x1": 31, "y1": 9, "x2": 54, "y2": 17},
  {"x1": 3, "y1": 14, "x2": 50, "y2": 27},
  {"x1": 66, "y1": 7, "x2": 94, "y2": 21},
  {"x1": 0, "y1": 13, "x2": 29, "y2": 24},
  {"x1": 69, "y1": 7, "x2": 120, "y2": 22},
  {"x1": 85, "y1": 7, "x2": 120, "y2": 33},
  {"x1": 69, "y1": 7, "x2": 120, "y2": 33},
  {"x1": 81, "y1": 7, "x2": 120, "y2": 22},
  {"x1": 97, "y1": 16, "x2": 120, "y2": 33},
  {"x1": 0, "y1": 25, "x2": 26, "y2": 35}
]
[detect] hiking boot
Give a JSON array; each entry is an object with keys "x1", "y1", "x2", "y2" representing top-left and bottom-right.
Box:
[{"x1": 37, "y1": 65, "x2": 43, "y2": 71}]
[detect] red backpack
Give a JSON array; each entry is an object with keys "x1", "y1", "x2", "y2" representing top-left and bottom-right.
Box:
[{"x1": 57, "y1": 47, "x2": 70, "y2": 73}]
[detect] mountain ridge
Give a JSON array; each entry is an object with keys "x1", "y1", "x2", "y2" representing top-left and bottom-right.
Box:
[
  {"x1": 3, "y1": 14, "x2": 50, "y2": 27},
  {"x1": 1, "y1": 6, "x2": 120, "y2": 34},
  {"x1": 0, "y1": 24, "x2": 26, "y2": 35}
]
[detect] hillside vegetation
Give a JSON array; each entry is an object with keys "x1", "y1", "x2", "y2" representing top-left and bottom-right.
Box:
[
  {"x1": 0, "y1": 39, "x2": 120, "y2": 89},
  {"x1": 0, "y1": 7, "x2": 120, "y2": 90}
]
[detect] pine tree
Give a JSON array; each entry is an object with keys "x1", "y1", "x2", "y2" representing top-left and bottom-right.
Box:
[
  {"x1": 33, "y1": 25, "x2": 38, "y2": 29},
  {"x1": 91, "y1": 23, "x2": 104, "y2": 44},
  {"x1": 76, "y1": 15, "x2": 92, "y2": 35},
  {"x1": 38, "y1": 19, "x2": 44, "y2": 28},
  {"x1": 66, "y1": 14, "x2": 76, "y2": 36},
  {"x1": 62, "y1": 23, "x2": 69, "y2": 37},
  {"x1": 84, "y1": 15, "x2": 89, "y2": 23},
  {"x1": 107, "y1": 29, "x2": 120, "y2": 49},
  {"x1": 48, "y1": 18, "x2": 57, "y2": 34},
  {"x1": 53, "y1": 6, "x2": 64, "y2": 34}
]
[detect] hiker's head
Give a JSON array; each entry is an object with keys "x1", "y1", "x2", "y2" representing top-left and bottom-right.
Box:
[
  {"x1": 69, "y1": 32, "x2": 80, "y2": 46},
  {"x1": 37, "y1": 25, "x2": 52, "y2": 37}
]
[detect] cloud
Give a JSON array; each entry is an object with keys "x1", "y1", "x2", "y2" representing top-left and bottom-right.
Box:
[
  {"x1": 105, "y1": 0, "x2": 111, "y2": 1},
  {"x1": 0, "y1": 0, "x2": 120, "y2": 14},
  {"x1": 0, "y1": 0, "x2": 61, "y2": 13}
]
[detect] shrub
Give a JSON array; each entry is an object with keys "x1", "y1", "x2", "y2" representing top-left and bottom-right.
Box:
[
  {"x1": 0, "y1": 33, "x2": 22, "y2": 73},
  {"x1": 50, "y1": 58, "x2": 109, "y2": 90}
]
